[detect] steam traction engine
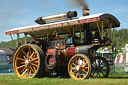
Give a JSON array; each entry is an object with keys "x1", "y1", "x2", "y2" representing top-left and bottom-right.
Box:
[{"x1": 5, "y1": 10, "x2": 120, "y2": 80}]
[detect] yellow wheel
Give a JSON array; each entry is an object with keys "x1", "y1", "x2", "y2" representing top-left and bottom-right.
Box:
[
  {"x1": 68, "y1": 54, "x2": 91, "y2": 80},
  {"x1": 91, "y1": 57, "x2": 109, "y2": 78},
  {"x1": 13, "y1": 44, "x2": 45, "y2": 78}
]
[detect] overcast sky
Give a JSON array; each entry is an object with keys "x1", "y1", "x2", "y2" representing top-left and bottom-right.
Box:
[{"x1": 0, "y1": 0, "x2": 128, "y2": 42}]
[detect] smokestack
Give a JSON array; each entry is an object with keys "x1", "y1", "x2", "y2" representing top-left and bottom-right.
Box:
[{"x1": 82, "y1": 9, "x2": 90, "y2": 16}]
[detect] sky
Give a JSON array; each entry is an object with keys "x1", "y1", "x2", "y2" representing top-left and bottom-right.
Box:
[{"x1": 0, "y1": 0, "x2": 128, "y2": 42}]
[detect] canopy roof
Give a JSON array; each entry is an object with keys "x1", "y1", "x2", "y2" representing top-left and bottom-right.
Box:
[{"x1": 5, "y1": 13, "x2": 120, "y2": 37}]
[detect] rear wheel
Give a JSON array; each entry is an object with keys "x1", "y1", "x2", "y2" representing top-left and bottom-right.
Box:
[
  {"x1": 91, "y1": 57, "x2": 109, "y2": 78},
  {"x1": 13, "y1": 44, "x2": 45, "y2": 78},
  {"x1": 68, "y1": 54, "x2": 92, "y2": 80}
]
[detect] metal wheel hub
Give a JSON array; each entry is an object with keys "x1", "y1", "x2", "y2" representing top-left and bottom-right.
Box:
[
  {"x1": 76, "y1": 65, "x2": 81, "y2": 71},
  {"x1": 25, "y1": 59, "x2": 30, "y2": 67}
]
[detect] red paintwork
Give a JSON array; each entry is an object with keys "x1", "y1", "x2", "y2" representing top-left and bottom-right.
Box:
[
  {"x1": 5, "y1": 17, "x2": 99, "y2": 35},
  {"x1": 47, "y1": 49, "x2": 56, "y2": 55},
  {"x1": 48, "y1": 49, "x2": 56, "y2": 52},
  {"x1": 66, "y1": 47, "x2": 76, "y2": 58}
]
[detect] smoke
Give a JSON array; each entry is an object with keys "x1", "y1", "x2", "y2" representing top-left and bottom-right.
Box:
[{"x1": 69, "y1": 0, "x2": 88, "y2": 9}]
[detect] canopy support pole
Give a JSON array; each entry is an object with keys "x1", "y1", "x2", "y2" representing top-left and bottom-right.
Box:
[
  {"x1": 101, "y1": 21, "x2": 104, "y2": 40},
  {"x1": 24, "y1": 33, "x2": 27, "y2": 44},
  {"x1": 97, "y1": 22, "x2": 103, "y2": 40},
  {"x1": 66, "y1": 27, "x2": 73, "y2": 37},
  {"x1": 10, "y1": 34, "x2": 16, "y2": 48},
  {"x1": 110, "y1": 23, "x2": 112, "y2": 39},
  {"x1": 17, "y1": 34, "x2": 19, "y2": 47}
]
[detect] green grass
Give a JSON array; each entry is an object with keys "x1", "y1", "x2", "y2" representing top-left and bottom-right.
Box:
[
  {"x1": 0, "y1": 72, "x2": 128, "y2": 85},
  {"x1": 0, "y1": 67, "x2": 128, "y2": 85}
]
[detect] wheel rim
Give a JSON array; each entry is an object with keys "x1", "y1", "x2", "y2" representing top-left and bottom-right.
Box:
[
  {"x1": 13, "y1": 45, "x2": 40, "y2": 78},
  {"x1": 91, "y1": 57, "x2": 109, "y2": 78},
  {"x1": 68, "y1": 54, "x2": 91, "y2": 80}
]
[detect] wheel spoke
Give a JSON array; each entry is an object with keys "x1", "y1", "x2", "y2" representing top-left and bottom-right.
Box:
[
  {"x1": 28, "y1": 68, "x2": 31, "y2": 77},
  {"x1": 17, "y1": 58, "x2": 25, "y2": 61},
  {"x1": 33, "y1": 66, "x2": 37, "y2": 71},
  {"x1": 27, "y1": 52, "x2": 29, "y2": 58},
  {"x1": 32, "y1": 61, "x2": 39, "y2": 64},
  {"x1": 96, "y1": 70, "x2": 99, "y2": 77},
  {"x1": 23, "y1": 56, "x2": 27, "y2": 60},
  {"x1": 29, "y1": 52, "x2": 35, "y2": 60},
  {"x1": 75, "y1": 60, "x2": 79, "y2": 65},
  {"x1": 21, "y1": 61, "x2": 25, "y2": 64},
  {"x1": 33, "y1": 53, "x2": 36, "y2": 58},
  {"x1": 92, "y1": 70, "x2": 96, "y2": 76},
  {"x1": 81, "y1": 69, "x2": 88, "y2": 74},
  {"x1": 21, "y1": 69, "x2": 27, "y2": 76},
  {"x1": 22, "y1": 66, "x2": 26, "y2": 72},
  {"x1": 31, "y1": 58, "x2": 38, "y2": 62},
  {"x1": 83, "y1": 67, "x2": 88, "y2": 69},
  {"x1": 82, "y1": 73, "x2": 85, "y2": 77},
  {"x1": 72, "y1": 69, "x2": 77, "y2": 74},
  {"x1": 22, "y1": 50, "x2": 27, "y2": 57},
  {"x1": 100, "y1": 70, "x2": 105, "y2": 76},
  {"x1": 17, "y1": 65, "x2": 26, "y2": 69},
  {"x1": 79, "y1": 58, "x2": 80, "y2": 65},
  {"x1": 28, "y1": 68, "x2": 30, "y2": 77},
  {"x1": 28, "y1": 47, "x2": 31, "y2": 56},
  {"x1": 72, "y1": 63, "x2": 77, "y2": 67},
  {"x1": 82, "y1": 60, "x2": 83, "y2": 65},
  {"x1": 31, "y1": 63, "x2": 38, "y2": 68},
  {"x1": 29, "y1": 70, "x2": 31, "y2": 77},
  {"x1": 76, "y1": 72, "x2": 79, "y2": 78},
  {"x1": 72, "y1": 67, "x2": 76, "y2": 70},
  {"x1": 30, "y1": 66, "x2": 35, "y2": 73}
]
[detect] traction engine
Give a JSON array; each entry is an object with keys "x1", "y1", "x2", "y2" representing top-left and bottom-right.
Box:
[{"x1": 5, "y1": 9, "x2": 120, "y2": 80}]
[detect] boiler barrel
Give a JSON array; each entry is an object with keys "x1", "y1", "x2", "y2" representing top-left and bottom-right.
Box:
[{"x1": 65, "y1": 45, "x2": 93, "y2": 58}]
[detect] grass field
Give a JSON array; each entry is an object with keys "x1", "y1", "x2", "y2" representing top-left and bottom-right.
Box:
[
  {"x1": 0, "y1": 67, "x2": 128, "y2": 85},
  {"x1": 0, "y1": 72, "x2": 128, "y2": 85}
]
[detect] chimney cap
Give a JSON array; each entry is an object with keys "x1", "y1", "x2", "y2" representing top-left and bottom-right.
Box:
[{"x1": 81, "y1": 9, "x2": 90, "y2": 14}]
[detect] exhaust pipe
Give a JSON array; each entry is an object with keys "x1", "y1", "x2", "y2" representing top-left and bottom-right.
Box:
[
  {"x1": 35, "y1": 11, "x2": 77, "y2": 24},
  {"x1": 82, "y1": 9, "x2": 91, "y2": 44}
]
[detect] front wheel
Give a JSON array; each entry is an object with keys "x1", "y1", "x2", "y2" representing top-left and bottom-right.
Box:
[
  {"x1": 91, "y1": 57, "x2": 109, "y2": 78},
  {"x1": 13, "y1": 44, "x2": 45, "y2": 78},
  {"x1": 68, "y1": 54, "x2": 92, "y2": 80}
]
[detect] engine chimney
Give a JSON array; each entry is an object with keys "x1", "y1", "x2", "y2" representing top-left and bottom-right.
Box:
[
  {"x1": 82, "y1": 9, "x2": 91, "y2": 44},
  {"x1": 81, "y1": 9, "x2": 90, "y2": 16}
]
